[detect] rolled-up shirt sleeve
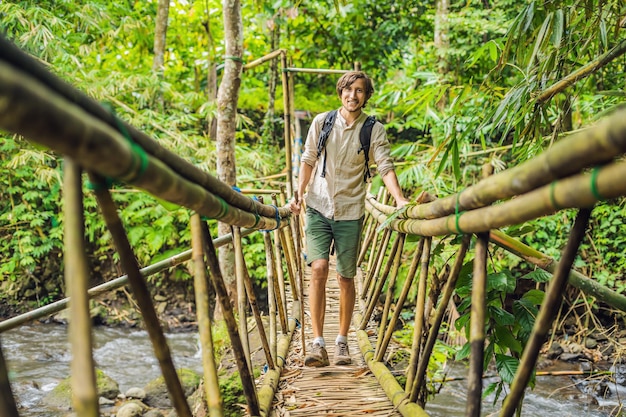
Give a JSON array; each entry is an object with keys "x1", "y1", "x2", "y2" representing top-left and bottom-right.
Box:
[{"x1": 370, "y1": 122, "x2": 395, "y2": 178}]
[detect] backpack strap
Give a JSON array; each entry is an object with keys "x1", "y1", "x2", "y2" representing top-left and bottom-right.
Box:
[
  {"x1": 316, "y1": 109, "x2": 338, "y2": 178},
  {"x1": 359, "y1": 116, "x2": 376, "y2": 182}
]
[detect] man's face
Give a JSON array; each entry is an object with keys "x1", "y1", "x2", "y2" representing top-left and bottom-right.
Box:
[{"x1": 341, "y1": 78, "x2": 367, "y2": 113}]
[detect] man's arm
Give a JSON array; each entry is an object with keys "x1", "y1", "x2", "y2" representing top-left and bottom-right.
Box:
[
  {"x1": 382, "y1": 170, "x2": 409, "y2": 208},
  {"x1": 289, "y1": 161, "x2": 314, "y2": 215}
]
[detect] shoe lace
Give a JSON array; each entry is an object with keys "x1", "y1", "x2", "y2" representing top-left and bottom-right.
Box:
[{"x1": 337, "y1": 342, "x2": 349, "y2": 357}]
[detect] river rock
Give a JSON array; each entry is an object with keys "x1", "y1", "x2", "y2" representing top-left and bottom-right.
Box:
[
  {"x1": 546, "y1": 342, "x2": 563, "y2": 359},
  {"x1": 143, "y1": 369, "x2": 201, "y2": 408},
  {"x1": 116, "y1": 401, "x2": 146, "y2": 417},
  {"x1": 126, "y1": 387, "x2": 147, "y2": 400},
  {"x1": 43, "y1": 368, "x2": 119, "y2": 410}
]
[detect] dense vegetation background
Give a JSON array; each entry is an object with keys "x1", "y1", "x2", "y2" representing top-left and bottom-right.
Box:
[{"x1": 1, "y1": 0, "x2": 625, "y2": 405}]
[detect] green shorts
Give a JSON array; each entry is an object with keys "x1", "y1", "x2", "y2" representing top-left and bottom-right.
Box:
[{"x1": 305, "y1": 207, "x2": 364, "y2": 278}]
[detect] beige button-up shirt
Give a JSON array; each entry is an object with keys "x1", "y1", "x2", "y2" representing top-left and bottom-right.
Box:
[{"x1": 301, "y1": 109, "x2": 395, "y2": 220}]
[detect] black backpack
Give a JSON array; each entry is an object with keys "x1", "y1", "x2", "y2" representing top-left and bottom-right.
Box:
[{"x1": 316, "y1": 109, "x2": 376, "y2": 183}]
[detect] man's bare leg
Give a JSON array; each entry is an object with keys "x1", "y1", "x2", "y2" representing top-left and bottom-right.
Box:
[
  {"x1": 305, "y1": 259, "x2": 330, "y2": 367},
  {"x1": 337, "y1": 275, "x2": 355, "y2": 337}
]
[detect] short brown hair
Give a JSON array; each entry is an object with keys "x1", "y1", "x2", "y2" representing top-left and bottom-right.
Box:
[{"x1": 336, "y1": 71, "x2": 375, "y2": 107}]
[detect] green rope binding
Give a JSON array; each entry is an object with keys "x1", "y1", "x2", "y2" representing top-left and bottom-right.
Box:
[
  {"x1": 590, "y1": 166, "x2": 604, "y2": 201},
  {"x1": 549, "y1": 181, "x2": 562, "y2": 210}
]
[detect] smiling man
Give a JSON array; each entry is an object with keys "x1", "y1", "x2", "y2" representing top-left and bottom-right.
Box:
[{"x1": 289, "y1": 71, "x2": 409, "y2": 367}]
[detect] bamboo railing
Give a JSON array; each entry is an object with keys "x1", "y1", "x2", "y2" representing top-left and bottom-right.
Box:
[
  {"x1": 3, "y1": 32, "x2": 626, "y2": 417},
  {"x1": 0, "y1": 37, "x2": 304, "y2": 417}
]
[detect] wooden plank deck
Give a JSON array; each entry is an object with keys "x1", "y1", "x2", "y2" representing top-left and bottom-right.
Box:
[{"x1": 270, "y1": 258, "x2": 401, "y2": 416}]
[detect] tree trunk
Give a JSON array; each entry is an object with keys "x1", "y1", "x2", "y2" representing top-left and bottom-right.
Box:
[
  {"x1": 152, "y1": 0, "x2": 169, "y2": 72},
  {"x1": 215, "y1": 0, "x2": 244, "y2": 318},
  {"x1": 434, "y1": 0, "x2": 449, "y2": 111},
  {"x1": 152, "y1": 0, "x2": 169, "y2": 112},
  {"x1": 204, "y1": 8, "x2": 218, "y2": 140}
]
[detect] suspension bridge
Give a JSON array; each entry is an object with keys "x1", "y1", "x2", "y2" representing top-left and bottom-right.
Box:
[{"x1": 1, "y1": 34, "x2": 626, "y2": 417}]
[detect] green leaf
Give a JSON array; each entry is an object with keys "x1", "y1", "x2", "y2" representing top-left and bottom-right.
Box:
[
  {"x1": 495, "y1": 354, "x2": 519, "y2": 385},
  {"x1": 489, "y1": 306, "x2": 515, "y2": 326},
  {"x1": 494, "y1": 325, "x2": 523, "y2": 353},
  {"x1": 521, "y1": 269, "x2": 552, "y2": 283},
  {"x1": 455, "y1": 341, "x2": 471, "y2": 361},
  {"x1": 521, "y1": 289, "x2": 545, "y2": 305},
  {"x1": 487, "y1": 270, "x2": 516, "y2": 293}
]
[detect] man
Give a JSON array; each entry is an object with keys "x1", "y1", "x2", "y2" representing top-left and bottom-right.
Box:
[{"x1": 289, "y1": 71, "x2": 409, "y2": 367}]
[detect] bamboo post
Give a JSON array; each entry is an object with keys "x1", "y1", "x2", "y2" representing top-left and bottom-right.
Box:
[
  {"x1": 190, "y1": 214, "x2": 223, "y2": 417},
  {"x1": 292, "y1": 191, "x2": 306, "y2": 356},
  {"x1": 410, "y1": 235, "x2": 471, "y2": 405},
  {"x1": 0, "y1": 340, "x2": 19, "y2": 417},
  {"x1": 466, "y1": 232, "x2": 489, "y2": 417},
  {"x1": 362, "y1": 228, "x2": 392, "y2": 302},
  {"x1": 278, "y1": 221, "x2": 299, "y2": 301},
  {"x1": 232, "y1": 226, "x2": 252, "y2": 376},
  {"x1": 200, "y1": 222, "x2": 260, "y2": 416},
  {"x1": 262, "y1": 217, "x2": 278, "y2": 361},
  {"x1": 375, "y1": 234, "x2": 406, "y2": 361},
  {"x1": 64, "y1": 160, "x2": 99, "y2": 417},
  {"x1": 356, "y1": 211, "x2": 376, "y2": 266},
  {"x1": 234, "y1": 227, "x2": 275, "y2": 370},
  {"x1": 377, "y1": 238, "x2": 425, "y2": 362},
  {"x1": 500, "y1": 208, "x2": 592, "y2": 417},
  {"x1": 405, "y1": 237, "x2": 432, "y2": 392},
  {"x1": 89, "y1": 174, "x2": 192, "y2": 417},
  {"x1": 360, "y1": 232, "x2": 402, "y2": 330},
  {"x1": 271, "y1": 195, "x2": 289, "y2": 328},
  {"x1": 281, "y1": 52, "x2": 293, "y2": 196}
]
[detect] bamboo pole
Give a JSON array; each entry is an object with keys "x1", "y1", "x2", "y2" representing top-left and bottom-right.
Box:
[
  {"x1": 190, "y1": 214, "x2": 223, "y2": 417},
  {"x1": 360, "y1": 232, "x2": 402, "y2": 330},
  {"x1": 243, "y1": 49, "x2": 285, "y2": 71},
  {"x1": 0, "y1": 60, "x2": 290, "y2": 230},
  {"x1": 500, "y1": 208, "x2": 592, "y2": 417},
  {"x1": 292, "y1": 192, "x2": 306, "y2": 356},
  {"x1": 0, "y1": 36, "x2": 283, "y2": 220},
  {"x1": 232, "y1": 226, "x2": 252, "y2": 376},
  {"x1": 405, "y1": 237, "x2": 432, "y2": 392},
  {"x1": 0, "y1": 340, "x2": 19, "y2": 417},
  {"x1": 466, "y1": 232, "x2": 488, "y2": 417},
  {"x1": 200, "y1": 222, "x2": 260, "y2": 416},
  {"x1": 375, "y1": 234, "x2": 406, "y2": 361},
  {"x1": 378, "y1": 238, "x2": 425, "y2": 365},
  {"x1": 262, "y1": 223, "x2": 278, "y2": 361},
  {"x1": 272, "y1": 196, "x2": 289, "y2": 332},
  {"x1": 490, "y1": 230, "x2": 626, "y2": 312},
  {"x1": 64, "y1": 160, "x2": 99, "y2": 417},
  {"x1": 279, "y1": 222, "x2": 299, "y2": 301},
  {"x1": 234, "y1": 227, "x2": 275, "y2": 370},
  {"x1": 281, "y1": 53, "x2": 293, "y2": 196},
  {"x1": 365, "y1": 159, "x2": 626, "y2": 236},
  {"x1": 283, "y1": 67, "x2": 350, "y2": 74},
  {"x1": 357, "y1": 210, "x2": 376, "y2": 266},
  {"x1": 410, "y1": 235, "x2": 471, "y2": 405},
  {"x1": 0, "y1": 229, "x2": 254, "y2": 333},
  {"x1": 89, "y1": 174, "x2": 192, "y2": 417},
  {"x1": 257, "y1": 301, "x2": 300, "y2": 417},
  {"x1": 362, "y1": 228, "x2": 392, "y2": 301},
  {"x1": 354, "y1": 313, "x2": 430, "y2": 417}
]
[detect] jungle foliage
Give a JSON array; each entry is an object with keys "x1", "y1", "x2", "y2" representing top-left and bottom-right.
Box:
[{"x1": 1, "y1": 0, "x2": 626, "y2": 409}]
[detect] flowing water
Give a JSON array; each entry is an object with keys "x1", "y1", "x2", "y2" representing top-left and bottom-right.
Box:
[{"x1": 1, "y1": 323, "x2": 619, "y2": 416}]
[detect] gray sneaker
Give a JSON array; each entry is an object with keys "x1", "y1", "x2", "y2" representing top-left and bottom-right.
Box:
[
  {"x1": 305, "y1": 343, "x2": 330, "y2": 367},
  {"x1": 334, "y1": 341, "x2": 351, "y2": 365}
]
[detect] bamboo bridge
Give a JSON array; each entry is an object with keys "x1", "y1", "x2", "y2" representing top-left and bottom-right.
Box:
[{"x1": 2, "y1": 34, "x2": 626, "y2": 417}]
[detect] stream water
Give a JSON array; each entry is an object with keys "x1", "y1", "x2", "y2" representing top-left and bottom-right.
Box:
[{"x1": 1, "y1": 323, "x2": 619, "y2": 416}]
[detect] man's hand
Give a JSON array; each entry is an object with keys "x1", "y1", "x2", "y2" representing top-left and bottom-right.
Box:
[{"x1": 289, "y1": 192, "x2": 303, "y2": 215}]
